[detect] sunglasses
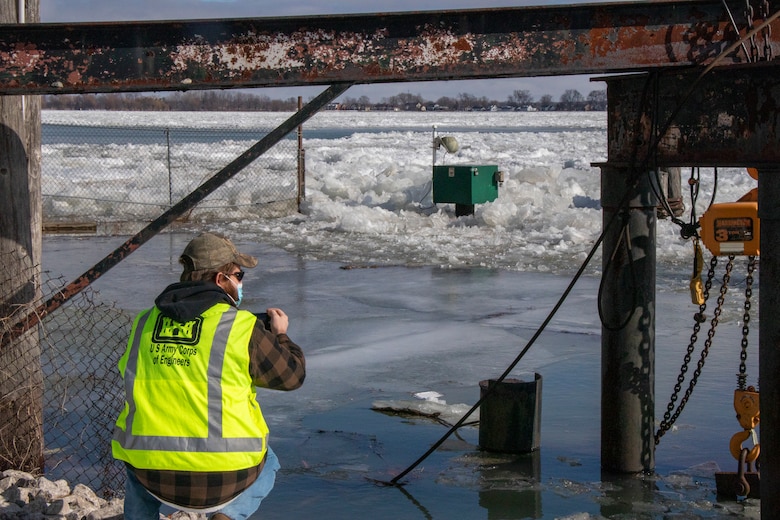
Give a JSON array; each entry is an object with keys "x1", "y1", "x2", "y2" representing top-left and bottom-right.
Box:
[{"x1": 224, "y1": 270, "x2": 245, "y2": 281}]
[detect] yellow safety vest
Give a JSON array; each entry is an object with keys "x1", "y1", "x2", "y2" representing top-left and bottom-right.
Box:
[{"x1": 112, "y1": 303, "x2": 269, "y2": 472}]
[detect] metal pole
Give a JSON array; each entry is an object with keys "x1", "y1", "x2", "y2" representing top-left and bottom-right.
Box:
[
  {"x1": 600, "y1": 165, "x2": 657, "y2": 473},
  {"x1": 432, "y1": 124, "x2": 438, "y2": 167},
  {"x1": 758, "y1": 167, "x2": 780, "y2": 517},
  {"x1": 165, "y1": 127, "x2": 173, "y2": 208},
  {"x1": 297, "y1": 95, "x2": 304, "y2": 211}
]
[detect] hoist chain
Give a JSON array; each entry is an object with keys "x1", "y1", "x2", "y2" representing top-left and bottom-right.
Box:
[
  {"x1": 760, "y1": 0, "x2": 773, "y2": 60},
  {"x1": 655, "y1": 255, "x2": 735, "y2": 445},
  {"x1": 746, "y1": 0, "x2": 759, "y2": 62},
  {"x1": 737, "y1": 256, "x2": 757, "y2": 390},
  {"x1": 745, "y1": 0, "x2": 773, "y2": 61}
]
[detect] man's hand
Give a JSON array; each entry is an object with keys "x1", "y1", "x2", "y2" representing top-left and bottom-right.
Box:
[{"x1": 266, "y1": 307, "x2": 289, "y2": 335}]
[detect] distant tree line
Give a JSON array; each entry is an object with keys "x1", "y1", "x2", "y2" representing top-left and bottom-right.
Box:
[
  {"x1": 343, "y1": 89, "x2": 606, "y2": 112},
  {"x1": 42, "y1": 88, "x2": 607, "y2": 112},
  {"x1": 42, "y1": 91, "x2": 300, "y2": 111}
]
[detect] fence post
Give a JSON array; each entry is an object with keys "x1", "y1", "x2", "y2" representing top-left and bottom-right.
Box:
[
  {"x1": 297, "y1": 96, "x2": 305, "y2": 211},
  {"x1": 165, "y1": 127, "x2": 173, "y2": 208}
]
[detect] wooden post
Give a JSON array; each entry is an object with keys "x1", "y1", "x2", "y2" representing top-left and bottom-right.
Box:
[{"x1": 0, "y1": 0, "x2": 43, "y2": 473}]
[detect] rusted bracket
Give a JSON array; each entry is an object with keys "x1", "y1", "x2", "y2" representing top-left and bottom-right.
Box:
[{"x1": 0, "y1": 0, "x2": 774, "y2": 95}]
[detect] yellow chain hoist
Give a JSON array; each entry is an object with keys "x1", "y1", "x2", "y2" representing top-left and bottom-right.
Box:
[
  {"x1": 699, "y1": 168, "x2": 759, "y2": 484},
  {"x1": 699, "y1": 168, "x2": 759, "y2": 258},
  {"x1": 656, "y1": 168, "x2": 760, "y2": 464},
  {"x1": 729, "y1": 386, "x2": 760, "y2": 463}
]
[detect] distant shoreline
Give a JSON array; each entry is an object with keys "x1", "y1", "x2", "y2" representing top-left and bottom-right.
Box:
[{"x1": 42, "y1": 88, "x2": 608, "y2": 113}]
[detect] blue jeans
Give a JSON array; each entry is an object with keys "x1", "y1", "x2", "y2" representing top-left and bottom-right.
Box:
[{"x1": 123, "y1": 447, "x2": 280, "y2": 520}]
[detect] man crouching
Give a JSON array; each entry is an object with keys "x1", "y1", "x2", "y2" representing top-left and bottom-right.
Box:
[{"x1": 112, "y1": 232, "x2": 306, "y2": 520}]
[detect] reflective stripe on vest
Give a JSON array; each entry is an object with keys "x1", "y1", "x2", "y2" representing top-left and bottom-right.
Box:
[{"x1": 113, "y1": 305, "x2": 266, "y2": 466}]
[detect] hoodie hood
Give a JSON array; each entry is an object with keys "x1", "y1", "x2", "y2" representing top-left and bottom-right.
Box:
[{"x1": 154, "y1": 281, "x2": 234, "y2": 323}]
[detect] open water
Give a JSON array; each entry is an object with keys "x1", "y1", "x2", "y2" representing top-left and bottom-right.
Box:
[{"x1": 43, "y1": 233, "x2": 761, "y2": 519}]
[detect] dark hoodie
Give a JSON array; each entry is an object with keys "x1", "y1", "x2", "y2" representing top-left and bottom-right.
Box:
[{"x1": 154, "y1": 281, "x2": 235, "y2": 323}]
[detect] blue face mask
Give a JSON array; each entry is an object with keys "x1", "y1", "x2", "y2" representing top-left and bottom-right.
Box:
[
  {"x1": 224, "y1": 275, "x2": 243, "y2": 307},
  {"x1": 234, "y1": 282, "x2": 243, "y2": 307}
]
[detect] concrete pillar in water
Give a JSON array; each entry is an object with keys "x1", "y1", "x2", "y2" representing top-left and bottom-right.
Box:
[{"x1": 600, "y1": 166, "x2": 656, "y2": 473}]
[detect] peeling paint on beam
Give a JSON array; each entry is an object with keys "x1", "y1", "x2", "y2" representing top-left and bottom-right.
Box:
[
  {"x1": 0, "y1": 0, "x2": 769, "y2": 95},
  {"x1": 602, "y1": 62, "x2": 780, "y2": 168}
]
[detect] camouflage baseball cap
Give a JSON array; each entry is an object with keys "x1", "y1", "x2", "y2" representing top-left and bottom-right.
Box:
[{"x1": 180, "y1": 232, "x2": 258, "y2": 270}]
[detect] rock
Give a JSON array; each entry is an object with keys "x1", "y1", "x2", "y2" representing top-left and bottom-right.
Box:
[
  {"x1": 0, "y1": 470, "x2": 215, "y2": 519},
  {"x1": 3, "y1": 484, "x2": 34, "y2": 505},
  {"x1": 2, "y1": 470, "x2": 36, "y2": 487},
  {"x1": 72, "y1": 483, "x2": 105, "y2": 509},
  {"x1": 84, "y1": 500, "x2": 123, "y2": 520},
  {"x1": 168, "y1": 512, "x2": 206, "y2": 520},
  {"x1": 0, "y1": 470, "x2": 121, "y2": 520},
  {"x1": 0, "y1": 501, "x2": 24, "y2": 519},
  {"x1": 45, "y1": 498, "x2": 69, "y2": 515},
  {"x1": 35, "y1": 477, "x2": 70, "y2": 501}
]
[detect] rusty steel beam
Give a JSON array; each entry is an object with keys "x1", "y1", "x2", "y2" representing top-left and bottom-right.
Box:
[
  {"x1": 0, "y1": 0, "x2": 776, "y2": 95},
  {"x1": 601, "y1": 62, "x2": 780, "y2": 168}
]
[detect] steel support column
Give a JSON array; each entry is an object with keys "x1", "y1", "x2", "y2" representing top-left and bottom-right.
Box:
[
  {"x1": 758, "y1": 168, "x2": 780, "y2": 517},
  {"x1": 600, "y1": 166, "x2": 656, "y2": 474}
]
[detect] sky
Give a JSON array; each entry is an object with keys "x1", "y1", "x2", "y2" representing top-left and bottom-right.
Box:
[{"x1": 38, "y1": 0, "x2": 600, "y2": 104}]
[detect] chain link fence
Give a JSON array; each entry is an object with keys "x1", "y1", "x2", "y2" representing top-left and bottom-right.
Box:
[
  {"x1": 41, "y1": 279, "x2": 129, "y2": 497},
  {"x1": 42, "y1": 123, "x2": 303, "y2": 232},
  {"x1": 3, "y1": 120, "x2": 306, "y2": 497},
  {"x1": 0, "y1": 250, "x2": 43, "y2": 476},
  {"x1": 1, "y1": 250, "x2": 129, "y2": 497},
  {"x1": 2, "y1": 119, "x2": 305, "y2": 498}
]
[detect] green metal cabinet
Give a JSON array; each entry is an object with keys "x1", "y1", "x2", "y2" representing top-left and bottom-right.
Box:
[{"x1": 432, "y1": 164, "x2": 499, "y2": 205}]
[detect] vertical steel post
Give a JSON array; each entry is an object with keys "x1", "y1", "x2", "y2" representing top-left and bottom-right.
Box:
[
  {"x1": 165, "y1": 128, "x2": 173, "y2": 208},
  {"x1": 758, "y1": 168, "x2": 780, "y2": 516},
  {"x1": 297, "y1": 95, "x2": 305, "y2": 211},
  {"x1": 600, "y1": 166, "x2": 656, "y2": 473}
]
